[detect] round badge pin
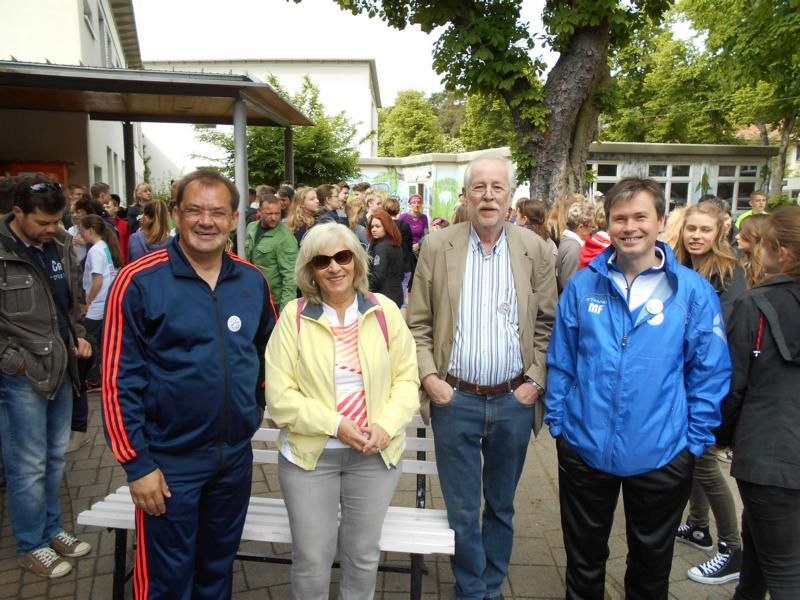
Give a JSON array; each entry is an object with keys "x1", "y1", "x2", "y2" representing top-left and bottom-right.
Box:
[
  {"x1": 227, "y1": 315, "x2": 242, "y2": 333},
  {"x1": 648, "y1": 313, "x2": 665, "y2": 326},
  {"x1": 645, "y1": 298, "x2": 663, "y2": 315}
]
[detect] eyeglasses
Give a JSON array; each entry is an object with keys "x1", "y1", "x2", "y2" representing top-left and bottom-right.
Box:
[
  {"x1": 469, "y1": 184, "x2": 508, "y2": 198},
  {"x1": 311, "y1": 249, "x2": 354, "y2": 270},
  {"x1": 29, "y1": 182, "x2": 62, "y2": 193},
  {"x1": 180, "y1": 206, "x2": 232, "y2": 221}
]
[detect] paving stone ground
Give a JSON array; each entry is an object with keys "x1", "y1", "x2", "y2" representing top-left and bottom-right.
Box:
[{"x1": 0, "y1": 392, "x2": 739, "y2": 599}]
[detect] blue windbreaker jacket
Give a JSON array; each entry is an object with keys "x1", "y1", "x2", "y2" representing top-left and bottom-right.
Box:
[
  {"x1": 102, "y1": 237, "x2": 277, "y2": 481},
  {"x1": 545, "y1": 242, "x2": 732, "y2": 476}
]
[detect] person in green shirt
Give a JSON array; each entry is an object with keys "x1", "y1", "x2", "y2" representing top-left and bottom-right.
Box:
[
  {"x1": 245, "y1": 194, "x2": 298, "y2": 315},
  {"x1": 734, "y1": 190, "x2": 768, "y2": 230}
]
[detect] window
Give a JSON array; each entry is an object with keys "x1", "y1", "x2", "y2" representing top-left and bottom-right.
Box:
[
  {"x1": 587, "y1": 162, "x2": 621, "y2": 198},
  {"x1": 672, "y1": 165, "x2": 690, "y2": 177},
  {"x1": 716, "y1": 164, "x2": 762, "y2": 212},
  {"x1": 596, "y1": 164, "x2": 618, "y2": 177},
  {"x1": 83, "y1": 0, "x2": 96, "y2": 39},
  {"x1": 646, "y1": 163, "x2": 692, "y2": 212}
]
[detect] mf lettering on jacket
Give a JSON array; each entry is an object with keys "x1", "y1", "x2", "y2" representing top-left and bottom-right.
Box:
[
  {"x1": 588, "y1": 302, "x2": 603, "y2": 315},
  {"x1": 585, "y1": 296, "x2": 607, "y2": 315}
]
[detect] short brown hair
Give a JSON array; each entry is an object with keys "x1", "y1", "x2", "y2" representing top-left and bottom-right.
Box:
[
  {"x1": 382, "y1": 196, "x2": 400, "y2": 216},
  {"x1": 604, "y1": 178, "x2": 666, "y2": 220},
  {"x1": 174, "y1": 170, "x2": 239, "y2": 211}
]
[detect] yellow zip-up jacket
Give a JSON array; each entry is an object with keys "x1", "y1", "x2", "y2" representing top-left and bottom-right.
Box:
[{"x1": 265, "y1": 292, "x2": 420, "y2": 470}]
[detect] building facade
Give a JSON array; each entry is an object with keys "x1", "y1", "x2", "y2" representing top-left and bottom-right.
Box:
[
  {"x1": 357, "y1": 142, "x2": 782, "y2": 220},
  {"x1": 145, "y1": 59, "x2": 381, "y2": 159},
  {"x1": 0, "y1": 0, "x2": 179, "y2": 197}
]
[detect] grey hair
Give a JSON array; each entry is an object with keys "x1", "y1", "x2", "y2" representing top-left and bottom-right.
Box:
[
  {"x1": 463, "y1": 155, "x2": 517, "y2": 193},
  {"x1": 295, "y1": 222, "x2": 370, "y2": 304},
  {"x1": 566, "y1": 201, "x2": 596, "y2": 230}
]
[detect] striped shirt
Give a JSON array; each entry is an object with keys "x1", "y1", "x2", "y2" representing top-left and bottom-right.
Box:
[
  {"x1": 280, "y1": 299, "x2": 367, "y2": 461},
  {"x1": 448, "y1": 227, "x2": 524, "y2": 386},
  {"x1": 325, "y1": 300, "x2": 367, "y2": 449}
]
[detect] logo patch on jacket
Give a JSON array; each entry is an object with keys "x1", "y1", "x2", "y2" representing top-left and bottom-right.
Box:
[{"x1": 227, "y1": 315, "x2": 242, "y2": 332}]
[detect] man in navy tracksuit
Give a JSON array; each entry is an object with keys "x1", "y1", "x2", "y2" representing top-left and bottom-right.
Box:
[{"x1": 102, "y1": 171, "x2": 276, "y2": 599}]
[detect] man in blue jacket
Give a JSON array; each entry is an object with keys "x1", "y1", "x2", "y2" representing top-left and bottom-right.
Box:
[
  {"x1": 102, "y1": 170, "x2": 276, "y2": 599},
  {"x1": 545, "y1": 178, "x2": 732, "y2": 600}
]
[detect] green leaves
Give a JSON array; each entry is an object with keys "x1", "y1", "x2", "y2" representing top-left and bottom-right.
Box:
[
  {"x1": 195, "y1": 75, "x2": 360, "y2": 186},
  {"x1": 378, "y1": 90, "x2": 445, "y2": 156}
]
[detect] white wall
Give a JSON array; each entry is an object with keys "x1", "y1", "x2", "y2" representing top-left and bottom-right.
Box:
[
  {"x1": 142, "y1": 130, "x2": 186, "y2": 193},
  {"x1": 0, "y1": 0, "x2": 144, "y2": 196},
  {"x1": 0, "y1": 0, "x2": 82, "y2": 64},
  {"x1": 145, "y1": 60, "x2": 379, "y2": 158}
]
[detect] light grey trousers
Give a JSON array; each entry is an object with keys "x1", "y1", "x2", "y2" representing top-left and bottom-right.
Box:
[{"x1": 278, "y1": 448, "x2": 401, "y2": 600}]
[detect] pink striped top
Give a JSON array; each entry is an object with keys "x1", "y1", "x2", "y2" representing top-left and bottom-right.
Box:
[{"x1": 331, "y1": 320, "x2": 368, "y2": 429}]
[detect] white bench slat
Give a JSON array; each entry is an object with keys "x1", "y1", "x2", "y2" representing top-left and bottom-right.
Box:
[{"x1": 78, "y1": 487, "x2": 453, "y2": 555}]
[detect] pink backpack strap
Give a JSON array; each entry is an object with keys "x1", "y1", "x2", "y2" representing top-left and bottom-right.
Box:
[
  {"x1": 367, "y1": 292, "x2": 390, "y2": 349},
  {"x1": 295, "y1": 297, "x2": 305, "y2": 332}
]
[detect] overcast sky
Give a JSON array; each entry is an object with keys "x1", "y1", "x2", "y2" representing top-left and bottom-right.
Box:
[
  {"x1": 131, "y1": 0, "x2": 554, "y2": 174},
  {"x1": 132, "y1": 0, "x2": 553, "y2": 106}
]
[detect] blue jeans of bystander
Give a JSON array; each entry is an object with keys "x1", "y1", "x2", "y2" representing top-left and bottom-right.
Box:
[{"x1": 0, "y1": 373, "x2": 73, "y2": 555}]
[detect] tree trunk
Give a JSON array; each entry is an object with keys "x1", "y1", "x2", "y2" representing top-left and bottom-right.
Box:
[
  {"x1": 568, "y1": 63, "x2": 611, "y2": 197},
  {"x1": 508, "y1": 26, "x2": 610, "y2": 209},
  {"x1": 754, "y1": 121, "x2": 770, "y2": 146},
  {"x1": 770, "y1": 111, "x2": 797, "y2": 196}
]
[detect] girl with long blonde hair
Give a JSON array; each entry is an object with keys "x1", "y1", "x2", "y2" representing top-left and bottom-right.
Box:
[
  {"x1": 287, "y1": 187, "x2": 320, "y2": 245},
  {"x1": 735, "y1": 213, "x2": 769, "y2": 288},
  {"x1": 673, "y1": 201, "x2": 746, "y2": 585}
]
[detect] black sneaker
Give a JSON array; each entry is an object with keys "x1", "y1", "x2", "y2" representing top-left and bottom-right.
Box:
[
  {"x1": 688, "y1": 542, "x2": 742, "y2": 585},
  {"x1": 676, "y1": 522, "x2": 714, "y2": 551}
]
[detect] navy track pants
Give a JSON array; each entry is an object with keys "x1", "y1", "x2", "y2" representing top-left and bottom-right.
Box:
[{"x1": 133, "y1": 447, "x2": 252, "y2": 600}]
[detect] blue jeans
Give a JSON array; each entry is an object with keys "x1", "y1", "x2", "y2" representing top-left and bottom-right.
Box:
[
  {"x1": 0, "y1": 373, "x2": 73, "y2": 555},
  {"x1": 431, "y1": 389, "x2": 533, "y2": 599}
]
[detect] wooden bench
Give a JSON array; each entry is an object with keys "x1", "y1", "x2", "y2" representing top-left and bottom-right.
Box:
[{"x1": 77, "y1": 415, "x2": 453, "y2": 599}]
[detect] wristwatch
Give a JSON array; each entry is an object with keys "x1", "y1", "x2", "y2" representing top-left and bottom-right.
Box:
[{"x1": 524, "y1": 377, "x2": 544, "y2": 394}]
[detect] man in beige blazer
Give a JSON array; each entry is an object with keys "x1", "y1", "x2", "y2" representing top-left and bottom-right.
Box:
[{"x1": 408, "y1": 155, "x2": 557, "y2": 600}]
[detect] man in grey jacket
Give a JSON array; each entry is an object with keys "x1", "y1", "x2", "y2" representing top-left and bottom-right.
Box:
[
  {"x1": 0, "y1": 176, "x2": 93, "y2": 578},
  {"x1": 556, "y1": 201, "x2": 595, "y2": 292}
]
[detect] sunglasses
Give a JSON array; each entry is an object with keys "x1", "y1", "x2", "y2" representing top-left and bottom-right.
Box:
[
  {"x1": 29, "y1": 182, "x2": 62, "y2": 193},
  {"x1": 311, "y1": 249, "x2": 354, "y2": 270}
]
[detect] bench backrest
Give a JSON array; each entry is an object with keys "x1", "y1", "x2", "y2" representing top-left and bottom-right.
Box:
[{"x1": 254, "y1": 414, "x2": 437, "y2": 476}]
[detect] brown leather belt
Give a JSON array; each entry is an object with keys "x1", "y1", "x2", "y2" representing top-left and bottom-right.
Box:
[{"x1": 445, "y1": 373, "x2": 526, "y2": 396}]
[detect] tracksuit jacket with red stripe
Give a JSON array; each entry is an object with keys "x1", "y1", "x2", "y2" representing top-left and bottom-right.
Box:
[{"x1": 102, "y1": 237, "x2": 276, "y2": 481}]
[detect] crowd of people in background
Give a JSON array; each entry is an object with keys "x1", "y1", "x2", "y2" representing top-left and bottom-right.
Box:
[{"x1": 0, "y1": 165, "x2": 797, "y2": 600}]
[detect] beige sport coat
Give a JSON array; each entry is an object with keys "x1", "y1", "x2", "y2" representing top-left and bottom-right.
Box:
[{"x1": 407, "y1": 222, "x2": 558, "y2": 428}]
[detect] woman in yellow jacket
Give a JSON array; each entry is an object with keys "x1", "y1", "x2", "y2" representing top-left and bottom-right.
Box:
[{"x1": 265, "y1": 222, "x2": 420, "y2": 600}]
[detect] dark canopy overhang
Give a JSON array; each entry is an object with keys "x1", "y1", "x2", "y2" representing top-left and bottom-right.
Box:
[
  {"x1": 0, "y1": 60, "x2": 311, "y2": 255},
  {"x1": 0, "y1": 60, "x2": 313, "y2": 127}
]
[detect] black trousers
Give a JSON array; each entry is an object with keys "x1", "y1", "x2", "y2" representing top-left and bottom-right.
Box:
[
  {"x1": 734, "y1": 480, "x2": 800, "y2": 600},
  {"x1": 557, "y1": 437, "x2": 694, "y2": 600}
]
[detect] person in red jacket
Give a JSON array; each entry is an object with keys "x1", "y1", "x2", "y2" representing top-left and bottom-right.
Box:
[
  {"x1": 579, "y1": 203, "x2": 611, "y2": 269},
  {"x1": 103, "y1": 194, "x2": 130, "y2": 263}
]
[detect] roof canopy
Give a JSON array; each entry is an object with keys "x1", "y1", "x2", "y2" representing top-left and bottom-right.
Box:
[{"x1": 0, "y1": 61, "x2": 313, "y2": 127}]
